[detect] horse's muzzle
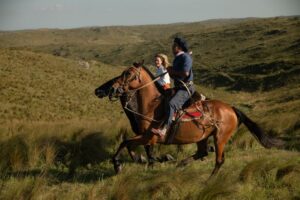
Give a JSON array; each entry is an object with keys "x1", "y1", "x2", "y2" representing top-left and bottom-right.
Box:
[
  {"x1": 109, "y1": 87, "x2": 123, "y2": 100},
  {"x1": 95, "y1": 88, "x2": 107, "y2": 98}
]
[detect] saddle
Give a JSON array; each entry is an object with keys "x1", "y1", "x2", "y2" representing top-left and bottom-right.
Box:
[
  {"x1": 163, "y1": 90, "x2": 208, "y2": 123},
  {"x1": 162, "y1": 91, "x2": 216, "y2": 144},
  {"x1": 172, "y1": 98, "x2": 209, "y2": 123}
]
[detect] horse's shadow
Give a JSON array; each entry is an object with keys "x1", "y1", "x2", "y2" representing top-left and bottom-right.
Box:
[
  {"x1": 2, "y1": 167, "x2": 116, "y2": 184},
  {"x1": 0, "y1": 130, "x2": 181, "y2": 183},
  {"x1": 0, "y1": 131, "x2": 117, "y2": 183},
  {"x1": 279, "y1": 136, "x2": 300, "y2": 151}
]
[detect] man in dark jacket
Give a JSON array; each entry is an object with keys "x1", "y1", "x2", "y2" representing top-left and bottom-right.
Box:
[{"x1": 152, "y1": 37, "x2": 195, "y2": 137}]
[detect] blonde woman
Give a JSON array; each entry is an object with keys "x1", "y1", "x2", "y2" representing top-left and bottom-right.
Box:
[{"x1": 155, "y1": 54, "x2": 171, "y2": 90}]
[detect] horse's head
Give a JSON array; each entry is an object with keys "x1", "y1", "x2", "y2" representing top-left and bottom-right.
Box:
[
  {"x1": 109, "y1": 61, "x2": 144, "y2": 100},
  {"x1": 95, "y1": 76, "x2": 119, "y2": 98}
]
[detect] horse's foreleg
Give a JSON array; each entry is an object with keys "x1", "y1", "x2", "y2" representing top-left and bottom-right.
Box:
[
  {"x1": 126, "y1": 143, "x2": 148, "y2": 163},
  {"x1": 126, "y1": 145, "x2": 139, "y2": 162},
  {"x1": 144, "y1": 145, "x2": 156, "y2": 167},
  {"x1": 112, "y1": 135, "x2": 149, "y2": 173}
]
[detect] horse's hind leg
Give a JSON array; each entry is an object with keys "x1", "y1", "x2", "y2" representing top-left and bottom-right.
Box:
[
  {"x1": 177, "y1": 138, "x2": 209, "y2": 167},
  {"x1": 196, "y1": 138, "x2": 209, "y2": 160},
  {"x1": 211, "y1": 127, "x2": 235, "y2": 176},
  {"x1": 211, "y1": 134, "x2": 225, "y2": 176}
]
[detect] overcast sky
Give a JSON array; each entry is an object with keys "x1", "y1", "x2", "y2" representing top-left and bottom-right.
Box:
[{"x1": 0, "y1": 0, "x2": 299, "y2": 31}]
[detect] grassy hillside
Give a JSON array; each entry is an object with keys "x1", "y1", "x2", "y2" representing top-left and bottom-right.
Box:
[
  {"x1": 0, "y1": 49, "x2": 124, "y2": 123},
  {"x1": 1, "y1": 16, "x2": 299, "y2": 92},
  {"x1": 0, "y1": 16, "x2": 299, "y2": 200}
]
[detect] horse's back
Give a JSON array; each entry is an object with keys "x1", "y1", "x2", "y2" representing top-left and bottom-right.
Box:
[
  {"x1": 206, "y1": 99, "x2": 239, "y2": 134},
  {"x1": 169, "y1": 99, "x2": 238, "y2": 144}
]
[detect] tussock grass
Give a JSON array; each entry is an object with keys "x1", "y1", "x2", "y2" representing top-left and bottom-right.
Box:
[
  {"x1": 0, "y1": 119, "x2": 131, "y2": 176},
  {"x1": 0, "y1": 124, "x2": 299, "y2": 199},
  {"x1": 0, "y1": 177, "x2": 36, "y2": 200},
  {"x1": 0, "y1": 135, "x2": 29, "y2": 172},
  {"x1": 228, "y1": 127, "x2": 258, "y2": 151},
  {"x1": 197, "y1": 173, "x2": 237, "y2": 200},
  {"x1": 238, "y1": 155, "x2": 300, "y2": 200}
]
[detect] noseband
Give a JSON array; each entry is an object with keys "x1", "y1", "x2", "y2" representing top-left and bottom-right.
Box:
[{"x1": 115, "y1": 67, "x2": 142, "y2": 93}]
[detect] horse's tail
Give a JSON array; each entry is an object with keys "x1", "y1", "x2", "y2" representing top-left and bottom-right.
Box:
[{"x1": 232, "y1": 107, "x2": 285, "y2": 149}]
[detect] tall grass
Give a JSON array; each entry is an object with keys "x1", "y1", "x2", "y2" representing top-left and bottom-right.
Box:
[
  {"x1": 0, "y1": 118, "x2": 299, "y2": 199},
  {"x1": 0, "y1": 119, "x2": 131, "y2": 175}
]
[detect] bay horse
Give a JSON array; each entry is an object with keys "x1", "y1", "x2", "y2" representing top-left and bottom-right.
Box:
[
  {"x1": 95, "y1": 76, "x2": 209, "y2": 164},
  {"x1": 108, "y1": 63, "x2": 284, "y2": 176}
]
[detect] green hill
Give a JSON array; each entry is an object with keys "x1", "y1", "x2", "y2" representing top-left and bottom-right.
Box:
[
  {"x1": 0, "y1": 49, "x2": 124, "y2": 123},
  {"x1": 1, "y1": 16, "x2": 299, "y2": 91}
]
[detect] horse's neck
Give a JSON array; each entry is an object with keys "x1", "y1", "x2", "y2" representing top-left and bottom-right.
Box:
[{"x1": 136, "y1": 75, "x2": 162, "y2": 115}]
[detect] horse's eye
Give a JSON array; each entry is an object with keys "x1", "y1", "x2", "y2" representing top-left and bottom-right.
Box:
[{"x1": 125, "y1": 71, "x2": 131, "y2": 76}]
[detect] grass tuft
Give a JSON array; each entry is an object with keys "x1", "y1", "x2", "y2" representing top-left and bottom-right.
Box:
[{"x1": 0, "y1": 136, "x2": 29, "y2": 172}]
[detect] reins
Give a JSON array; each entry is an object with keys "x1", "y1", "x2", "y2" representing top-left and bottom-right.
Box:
[
  {"x1": 113, "y1": 66, "x2": 193, "y2": 123},
  {"x1": 129, "y1": 72, "x2": 167, "y2": 92},
  {"x1": 121, "y1": 69, "x2": 168, "y2": 123}
]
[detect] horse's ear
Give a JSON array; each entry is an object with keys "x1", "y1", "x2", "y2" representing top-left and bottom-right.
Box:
[
  {"x1": 133, "y1": 61, "x2": 143, "y2": 68},
  {"x1": 133, "y1": 62, "x2": 140, "y2": 68}
]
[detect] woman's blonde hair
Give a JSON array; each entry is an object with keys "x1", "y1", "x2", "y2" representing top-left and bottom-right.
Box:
[{"x1": 155, "y1": 53, "x2": 170, "y2": 69}]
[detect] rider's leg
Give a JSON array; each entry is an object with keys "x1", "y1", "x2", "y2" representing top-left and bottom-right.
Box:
[{"x1": 152, "y1": 89, "x2": 191, "y2": 136}]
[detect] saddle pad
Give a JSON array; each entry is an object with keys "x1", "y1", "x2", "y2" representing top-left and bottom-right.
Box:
[{"x1": 172, "y1": 111, "x2": 203, "y2": 122}]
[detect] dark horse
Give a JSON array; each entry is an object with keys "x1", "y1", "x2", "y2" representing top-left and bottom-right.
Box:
[
  {"x1": 106, "y1": 63, "x2": 284, "y2": 176},
  {"x1": 95, "y1": 76, "x2": 150, "y2": 163}
]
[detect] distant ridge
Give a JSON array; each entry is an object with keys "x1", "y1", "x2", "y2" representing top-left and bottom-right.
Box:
[{"x1": 1, "y1": 16, "x2": 299, "y2": 91}]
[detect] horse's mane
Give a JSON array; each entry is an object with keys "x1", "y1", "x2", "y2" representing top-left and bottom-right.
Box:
[{"x1": 141, "y1": 66, "x2": 165, "y2": 95}]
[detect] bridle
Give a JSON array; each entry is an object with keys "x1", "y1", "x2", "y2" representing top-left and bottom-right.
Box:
[
  {"x1": 108, "y1": 66, "x2": 142, "y2": 101},
  {"x1": 109, "y1": 66, "x2": 167, "y2": 122},
  {"x1": 120, "y1": 66, "x2": 142, "y2": 89}
]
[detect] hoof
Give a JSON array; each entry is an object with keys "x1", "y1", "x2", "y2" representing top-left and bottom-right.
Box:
[
  {"x1": 148, "y1": 162, "x2": 154, "y2": 168},
  {"x1": 208, "y1": 146, "x2": 215, "y2": 152},
  {"x1": 164, "y1": 154, "x2": 175, "y2": 162},
  {"x1": 148, "y1": 159, "x2": 155, "y2": 168},
  {"x1": 200, "y1": 157, "x2": 207, "y2": 161},
  {"x1": 112, "y1": 159, "x2": 122, "y2": 174},
  {"x1": 138, "y1": 155, "x2": 147, "y2": 164},
  {"x1": 114, "y1": 164, "x2": 122, "y2": 174},
  {"x1": 157, "y1": 154, "x2": 175, "y2": 163},
  {"x1": 132, "y1": 154, "x2": 147, "y2": 164}
]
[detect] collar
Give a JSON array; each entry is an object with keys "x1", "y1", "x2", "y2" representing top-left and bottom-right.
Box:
[{"x1": 176, "y1": 51, "x2": 184, "y2": 57}]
